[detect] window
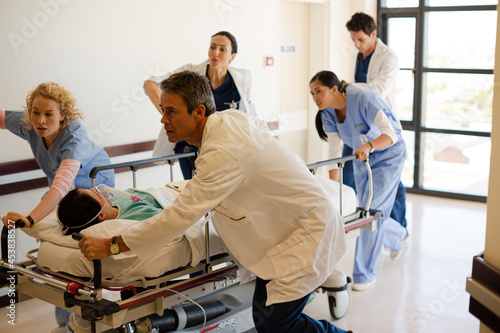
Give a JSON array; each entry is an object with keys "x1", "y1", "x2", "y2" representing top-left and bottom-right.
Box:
[
  {"x1": 379, "y1": 0, "x2": 497, "y2": 201},
  {"x1": 387, "y1": 17, "x2": 416, "y2": 121}
]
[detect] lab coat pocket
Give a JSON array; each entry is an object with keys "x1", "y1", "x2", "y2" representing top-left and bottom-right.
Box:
[
  {"x1": 214, "y1": 198, "x2": 249, "y2": 223},
  {"x1": 266, "y1": 234, "x2": 313, "y2": 281}
]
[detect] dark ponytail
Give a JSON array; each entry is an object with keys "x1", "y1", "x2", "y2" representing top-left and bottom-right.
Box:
[
  {"x1": 310, "y1": 70, "x2": 342, "y2": 142},
  {"x1": 316, "y1": 110, "x2": 328, "y2": 141}
]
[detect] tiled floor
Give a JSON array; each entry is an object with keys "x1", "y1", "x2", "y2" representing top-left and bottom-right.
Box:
[
  {"x1": 0, "y1": 193, "x2": 487, "y2": 332},
  {"x1": 304, "y1": 193, "x2": 486, "y2": 333}
]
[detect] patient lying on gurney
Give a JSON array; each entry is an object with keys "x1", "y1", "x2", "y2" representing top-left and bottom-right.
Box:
[
  {"x1": 22, "y1": 185, "x2": 225, "y2": 280},
  {"x1": 22, "y1": 176, "x2": 355, "y2": 281}
]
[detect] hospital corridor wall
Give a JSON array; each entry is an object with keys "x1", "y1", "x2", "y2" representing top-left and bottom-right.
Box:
[{"x1": 0, "y1": 0, "x2": 280, "y2": 165}]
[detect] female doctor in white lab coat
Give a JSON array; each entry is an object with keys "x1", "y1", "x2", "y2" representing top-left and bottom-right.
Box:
[{"x1": 144, "y1": 31, "x2": 256, "y2": 179}]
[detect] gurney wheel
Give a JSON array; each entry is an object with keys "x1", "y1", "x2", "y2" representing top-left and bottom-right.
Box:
[{"x1": 327, "y1": 289, "x2": 349, "y2": 320}]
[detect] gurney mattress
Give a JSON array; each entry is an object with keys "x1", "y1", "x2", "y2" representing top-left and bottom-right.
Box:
[{"x1": 22, "y1": 175, "x2": 355, "y2": 280}]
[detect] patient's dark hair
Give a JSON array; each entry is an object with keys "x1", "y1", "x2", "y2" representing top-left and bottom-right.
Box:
[
  {"x1": 310, "y1": 70, "x2": 342, "y2": 142},
  {"x1": 57, "y1": 189, "x2": 101, "y2": 234}
]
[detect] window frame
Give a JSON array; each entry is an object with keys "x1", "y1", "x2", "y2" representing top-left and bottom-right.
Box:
[{"x1": 377, "y1": 0, "x2": 496, "y2": 202}]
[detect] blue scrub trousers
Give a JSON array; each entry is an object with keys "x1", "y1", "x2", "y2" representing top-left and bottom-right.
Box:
[
  {"x1": 353, "y1": 217, "x2": 406, "y2": 283},
  {"x1": 390, "y1": 181, "x2": 407, "y2": 228},
  {"x1": 352, "y1": 141, "x2": 407, "y2": 283},
  {"x1": 252, "y1": 278, "x2": 348, "y2": 333},
  {"x1": 55, "y1": 306, "x2": 71, "y2": 327},
  {"x1": 343, "y1": 145, "x2": 407, "y2": 228}
]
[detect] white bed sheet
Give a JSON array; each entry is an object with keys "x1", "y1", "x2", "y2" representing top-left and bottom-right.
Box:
[
  {"x1": 21, "y1": 175, "x2": 356, "y2": 280},
  {"x1": 314, "y1": 174, "x2": 357, "y2": 216}
]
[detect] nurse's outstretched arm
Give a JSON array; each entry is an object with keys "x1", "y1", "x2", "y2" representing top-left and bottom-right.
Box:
[
  {"x1": 327, "y1": 132, "x2": 342, "y2": 182},
  {"x1": 329, "y1": 169, "x2": 340, "y2": 182},
  {"x1": 2, "y1": 188, "x2": 62, "y2": 228},
  {"x1": 355, "y1": 109, "x2": 397, "y2": 161},
  {"x1": 2, "y1": 159, "x2": 79, "y2": 227},
  {"x1": 354, "y1": 134, "x2": 393, "y2": 161}
]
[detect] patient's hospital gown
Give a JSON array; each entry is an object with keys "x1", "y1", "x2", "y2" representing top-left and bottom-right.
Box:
[
  {"x1": 112, "y1": 189, "x2": 163, "y2": 220},
  {"x1": 321, "y1": 86, "x2": 407, "y2": 284}
]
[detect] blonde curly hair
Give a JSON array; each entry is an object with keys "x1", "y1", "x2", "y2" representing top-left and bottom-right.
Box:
[{"x1": 23, "y1": 82, "x2": 84, "y2": 129}]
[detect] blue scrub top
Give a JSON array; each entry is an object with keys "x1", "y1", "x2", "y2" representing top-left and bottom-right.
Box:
[
  {"x1": 207, "y1": 72, "x2": 241, "y2": 111},
  {"x1": 355, "y1": 52, "x2": 373, "y2": 83},
  {"x1": 321, "y1": 87, "x2": 402, "y2": 152},
  {"x1": 5, "y1": 110, "x2": 114, "y2": 189}
]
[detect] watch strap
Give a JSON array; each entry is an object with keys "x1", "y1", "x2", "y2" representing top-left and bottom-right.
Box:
[
  {"x1": 110, "y1": 236, "x2": 120, "y2": 255},
  {"x1": 367, "y1": 141, "x2": 374, "y2": 153},
  {"x1": 26, "y1": 215, "x2": 35, "y2": 228}
]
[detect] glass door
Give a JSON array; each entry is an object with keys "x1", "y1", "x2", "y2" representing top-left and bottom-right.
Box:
[{"x1": 379, "y1": 0, "x2": 497, "y2": 201}]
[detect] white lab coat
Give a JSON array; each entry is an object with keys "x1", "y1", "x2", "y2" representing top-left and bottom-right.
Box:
[
  {"x1": 122, "y1": 110, "x2": 347, "y2": 306},
  {"x1": 147, "y1": 61, "x2": 257, "y2": 158},
  {"x1": 349, "y1": 38, "x2": 399, "y2": 116}
]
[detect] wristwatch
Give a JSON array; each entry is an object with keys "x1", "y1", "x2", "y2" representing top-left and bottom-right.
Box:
[
  {"x1": 110, "y1": 236, "x2": 120, "y2": 255},
  {"x1": 367, "y1": 141, "x2": 375, "y2": 154}
]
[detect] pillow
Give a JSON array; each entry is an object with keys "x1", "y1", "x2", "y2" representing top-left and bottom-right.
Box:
[{"x1": 22, "y1": 208, "x2": 147, "y2": 250}]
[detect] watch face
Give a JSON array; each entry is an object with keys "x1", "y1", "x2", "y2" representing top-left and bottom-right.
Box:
[{"x1": 110, "y1": 243, "x2": 120, "y2": 255}]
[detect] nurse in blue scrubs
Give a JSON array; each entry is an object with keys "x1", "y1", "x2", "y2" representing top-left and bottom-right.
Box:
[
  {"x1": 1, "y1": 82, "x2": 115, "y2": 332},
  {"x1": 0, "y1": 82, "x2": 114, "y2": 228},
  {"x1": 309, "y1": 70, "x2": 407, "y2": 291}
]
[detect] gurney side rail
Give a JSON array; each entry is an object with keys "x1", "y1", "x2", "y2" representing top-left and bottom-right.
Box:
[
  {"x1": 24, "y1": 247, "x2": 233, "y2": 289},
  {"x1": 89, "y1": 152, "x2": 196, "y2": 187},
  {"x1": 308, "y1": 155, "x2": 376, "y2": 217}
]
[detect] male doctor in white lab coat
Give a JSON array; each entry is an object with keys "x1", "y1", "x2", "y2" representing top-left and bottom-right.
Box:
[{"x1": 79, "y1": 71, "x2": 352, "y2": 332}]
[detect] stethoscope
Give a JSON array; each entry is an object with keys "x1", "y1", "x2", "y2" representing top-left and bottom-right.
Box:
[
  {"x1": 223, "y1": 75, "x2": 238, "y2": 109},
  {"x1": 206, "y1": 66, "x2": 238, "y2": 109}
]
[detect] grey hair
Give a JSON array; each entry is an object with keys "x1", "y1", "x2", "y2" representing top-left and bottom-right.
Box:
[{"x1": 159, "y1": 71, "x2": 216, "y2": 116}]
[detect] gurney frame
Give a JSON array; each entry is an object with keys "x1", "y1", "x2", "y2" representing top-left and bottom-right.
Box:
[{"x1": 309, "y1": 154, "x2": 381, "y2": 320}]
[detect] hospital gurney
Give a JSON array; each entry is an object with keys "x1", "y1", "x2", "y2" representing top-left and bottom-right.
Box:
[{"x1": 1, "y1": 153, "x2": 381, "y2": 332}]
